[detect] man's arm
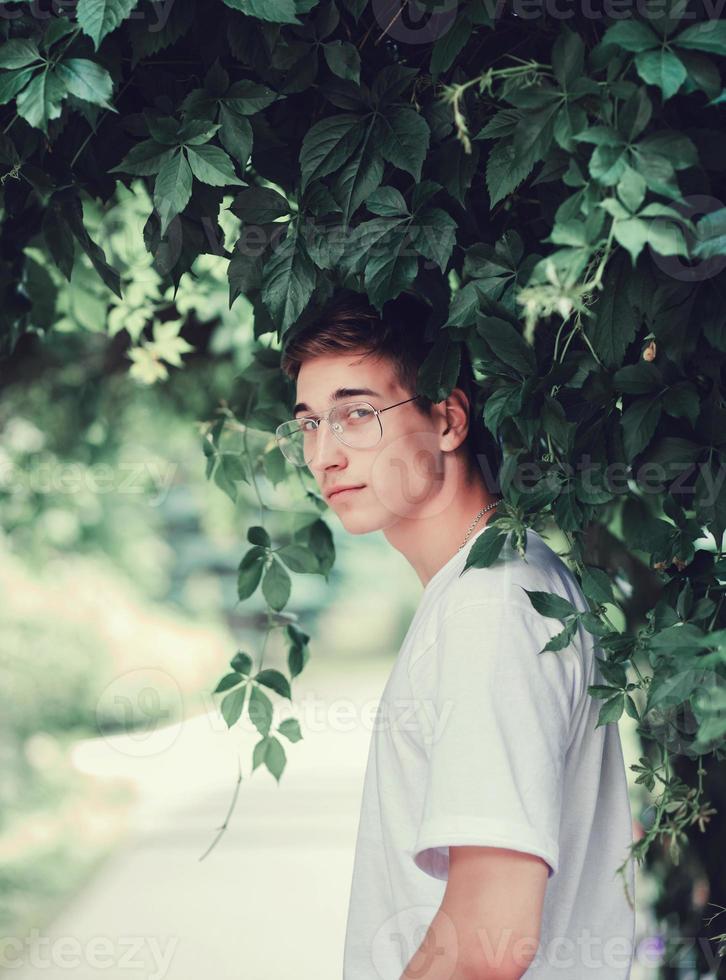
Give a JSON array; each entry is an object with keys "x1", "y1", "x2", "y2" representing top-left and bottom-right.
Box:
[{"x1": 400, "y1": 846, "x2": 549, "y2": 980}]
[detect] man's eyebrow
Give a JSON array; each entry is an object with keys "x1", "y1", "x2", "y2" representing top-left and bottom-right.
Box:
[{"x1": 293, "y1": 387, "x2": 381, "y2": 417}]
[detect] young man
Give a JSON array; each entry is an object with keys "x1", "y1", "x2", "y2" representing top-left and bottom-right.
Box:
[{"x1": 278, "y1": 291, "x2": 636, "y2": 980}]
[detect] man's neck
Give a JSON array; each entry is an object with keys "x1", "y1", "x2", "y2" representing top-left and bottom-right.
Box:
[{"x1": 382, "y1": 473, "x2": 499, "y2": 588}]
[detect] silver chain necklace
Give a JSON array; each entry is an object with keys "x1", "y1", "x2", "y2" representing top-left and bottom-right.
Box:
[{"x1": 458, "y1": 498, "x2": 502, "y2": 551}]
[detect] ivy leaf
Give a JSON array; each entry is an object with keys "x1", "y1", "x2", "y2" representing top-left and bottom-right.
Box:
[
  {"x1": 634, "y1": 49, "x2": 687, "y2": 101},
  {"x1": 277, "y1": 718, "x2": 302, "y2": 743},
  {"x1": 56, "y1": 58, "x2": 115, "y2": 109},
  {"x1": 417, "y1": 333, "x2": 461, "y2": 402},
  {"x1": 248, "y1": 686, "x2": 273, "y2": 737},
  {"x1": 414, "y1": 206, "x2": 457, "y2": 272},
  {"x1": 596, "y1": 693, "x2": 625, "y2": 727},
  {"x1": 15, "y1": 71, "x2": 67, "y2": 134},
  {"x1": 262, "y1": 220, "x2": 316, "y2": 332},
  {"x1": 153, "y1": 149, "x2": 193, "y2": 235},
  {"x1": 222, "y1": 0, "x2": 301, "y2": 24},
  {"x1": 0, "y1": 38, "x2": 43, "y2": 69},
  {"x1": 252, "y1": 735, "x2": 287, "y2": 782},
  {"x1": 213, "y1": 672, "x2": 245, "y2": 694},
  {"x1": 520, "y1": 588, "x2": 579, "y2": 621},
  {"x1": 186, "y1": 144, "x2": 244, "y2": 186},
  {"x1": 378, "y1": 106, "x2": 430, "y2": 182},
  {"x1": 462, "y1": 525, "x2": 508, "y2": 570},
  {"x1": 332, "y1": 123, "x2": 385, "y2": 222},
  {"x1": 323, "y1": 40, "x2": 360, "y2": 84},
  {"x1": 0, "y1": 67, "x2": 36, "y2": 107},
  {"x1": 299, "y1": 113, "x2": 363, "y2": 194},
  {"x1": 674, "y1": 20, "x2": 726, "y2": 55},
  {"x1": 77, "y1": 0, "x2": 141, "y2": 49},
  {"x1": 621, "y1": 396, "x2": 662, "y2": 458},
  {"x1": 230, "y1": 651, "x2": 254, "y2": 674},
  {"x1": 230, "y1": 186, "x2": 290, "y2": 223},
  {"x1": 220, "y1": 685, "x2": 248, "y2": 727},
  {"x1": 219, "y1": 105, "x2": 253, "y2": 166},
  {"x1": 430, "y1": 14, "x2": 472, "y2": 78},
  {"x1": 255, "y1": 668, "x2": 292, "y2": 700},
  {"x1": 262, "y1": 556, "x2": 292, "y2": 610},
  {"x1": 109, "y1": 139, "x2": 174, "y2": 176},
  {"x1": 237, "y1": 545, "x2": 267, "y2": 600},
  {"x1": 224, "y1": 80, "x2": 279, "y2": 114},
  {"x1": 601, "y1": 19, "x2": 659, "y2": 52}
]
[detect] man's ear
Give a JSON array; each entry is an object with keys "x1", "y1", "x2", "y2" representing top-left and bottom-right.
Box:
[{"x1": 440, "y1": 388, "x2": 471, "y2": 448}]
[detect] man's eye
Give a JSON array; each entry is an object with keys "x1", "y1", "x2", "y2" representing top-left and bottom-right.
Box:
[{"x1": 300, "y1": 419, "x2": 318, "y2": 432}]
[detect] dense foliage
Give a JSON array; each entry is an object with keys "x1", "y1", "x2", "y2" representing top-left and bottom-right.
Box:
[{"x1": 3, "y1": 0, "x2": 726, "y2": 964}]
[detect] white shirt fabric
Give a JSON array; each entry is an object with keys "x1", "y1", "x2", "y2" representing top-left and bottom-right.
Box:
[{"x1": 342, "y1": 526, "x2": 636, "y2": 980}]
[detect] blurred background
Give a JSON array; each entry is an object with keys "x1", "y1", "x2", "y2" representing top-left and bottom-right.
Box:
[{"x1": 0, "y1": 184, "x2": 687, "y2": 979}]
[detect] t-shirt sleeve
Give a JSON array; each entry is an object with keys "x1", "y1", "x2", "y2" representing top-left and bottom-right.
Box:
[{"x1": 409, "y1": 598, "x2": 575, "y2": 882}]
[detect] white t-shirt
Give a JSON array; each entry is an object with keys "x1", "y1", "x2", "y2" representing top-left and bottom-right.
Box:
[{"x1": 342, "y1": 526, "x2": 636, "y2": 980}]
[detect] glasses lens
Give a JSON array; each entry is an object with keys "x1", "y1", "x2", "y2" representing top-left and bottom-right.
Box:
[{"x1": 276, "y1": 402, "x2": 382, "y2": 466}]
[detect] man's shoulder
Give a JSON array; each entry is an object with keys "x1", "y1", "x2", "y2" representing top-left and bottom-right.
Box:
[{"x1": 437, "y1": 527, "x2": 587, "y2": 621}]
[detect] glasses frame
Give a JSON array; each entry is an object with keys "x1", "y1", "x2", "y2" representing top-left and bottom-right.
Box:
[{"x1": 276, "y1": 394, "x2": 424, "y2": 467}]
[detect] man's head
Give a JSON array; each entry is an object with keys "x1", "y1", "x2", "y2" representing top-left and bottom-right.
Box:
[{"x1": 279, "y1": 289, "x2": 501, "y2": 534}]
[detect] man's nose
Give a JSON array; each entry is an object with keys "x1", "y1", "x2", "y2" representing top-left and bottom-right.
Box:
[{"x1": 309, "y1": 420, "x2": 346, "y2": 472}]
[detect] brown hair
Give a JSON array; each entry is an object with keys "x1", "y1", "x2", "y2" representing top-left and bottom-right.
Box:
[{"x1": 280, "y1": 289, "x2": 502, "y2": 485}]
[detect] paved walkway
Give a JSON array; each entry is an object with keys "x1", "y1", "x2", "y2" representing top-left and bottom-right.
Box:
[{"x1": 5, "y1": 657, "x2": 389, "y2": 980}]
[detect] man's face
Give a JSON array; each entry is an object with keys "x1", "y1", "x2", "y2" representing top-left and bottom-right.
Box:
[{"x1": 294, "y1": 350, "x2": 457, "y2": 534}]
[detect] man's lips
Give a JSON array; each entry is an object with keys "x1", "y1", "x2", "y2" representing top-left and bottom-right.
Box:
[{"x1": 326, "y1": 485, "x2": 366, "y2": 500}]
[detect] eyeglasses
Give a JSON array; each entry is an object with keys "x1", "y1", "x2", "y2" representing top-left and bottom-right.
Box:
[{"x1": 275, "y1": 395, "x2": 423, "y2": 467}]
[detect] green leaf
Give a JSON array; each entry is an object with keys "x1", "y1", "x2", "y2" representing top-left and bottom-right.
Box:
[
  {"x1": 277, "y1": 543, "x2": 320, "y2": 573},
  {"x1": 541, "y1": 618, "x2": 579, "y2": 653},
  {"x1": 56, "y1": 58, "x2": 114, "y2": 108},
  {"x1": 476, "y1": 317, "x2": 537, "y2": 376},
  {"x1": 0, "y1": 38, "x2": 43, "y2": 69},
  {"x1": 277, "y1": 718, "x2": 303, "y2": 743},
  {"x1": 222, "y1": 0, "x2": 300, "y2": 24},
  {"x1": 153, "y1": 149, "x2": 193, "y2": 236},
  {"x1": 237, "y1": 546, "x2": 266, "y2": 600},
  {"x1": 16, "y1": 70, "x2": 67, "y2": 134},
  {"x1": 248, "y1": 686, "x2": 273, "y2": 737},
  {"x1": 621, "y1": 396, "x2": 662, "y2": 458},
  {"x1": 220, "y1": 685, "x2": 248, "y2": 727},
  {"x1": 674, "y1": 20, "x2": 726, "y2": 55},
  {"x1": 261, "y1": 221, "x2": 316, "y2": 332},
  {"x1": 77, "y1": 0, "x2": 141, "y2": 48},
  {"x1": 230, "y1": 651, "x2": 254, "y2": 674},
  {"x1": 585, "y1": 252, "x2": 638, "y2": 368},
  {"x1": 634, "y1": 49, "x2": 687, "y2": 101},
  {"x1": 323, "y1": 40, "x2": 360, "y2": 83},
  {"x1": 186, "y1": 144, "x2": 244, "y2": 186},
  {"x1": 299, "y1": 113, "x2": 363, "y2": 193},
  {"x1": 109, "y1": 139, "x2": 173, "y2": 175},
  {"x1": 225, "y1": 79, "x2": 279, "y2": 114},
  {"x1": 231, "y1": 186, "x2": 290, "y2": 223},
  {"x1": 462, "y1": 525, "x2": 508, "y2": 571},
  {"x1": 552, "y1": 26, "x2": 585, "y2": 88},
  {"x1": 366, "y1": 186, "x2": 408, "y2": 217},
  {"x1": 601, "y1": 19, "x2": 659, "y2": 51},
  {"x1": 417, "y1": 334, "x2": 461, "y2": 403},
  {"x1": 255, "y1": 668, "x2": 292, "y2": 700},
  {"x1": 262, "y1": 556, "x2": 292, "y2": 610},
  {"x1": 213, "y1": 671, "x2": 245, "y2": 694},
  {"x1": 252, "y1": 735, "x2": 287, "y2": 782},
  {"x1": 414, "y1": 207, "x2": 457, "y2": 272},
  {"x1": 218, "y1": 105, "x2": 253, "y2": 166},
  {"x1": 596, "y1": 693, "x2": 625, "y2": 727},
  {"x1": 581, "y1": 566, "x2": 615, "y2": 606},
  {"x1": 612, "y1": 216, "x2": 650, "y2": 265},
  {"x1": 378, "y1": 106, "x2": 430, "y2": 182},
  {"x1": 430, "y1": 14, "x2": 472, "y2": 78},
  {"x1": 332, "y1": 119, "x2": 385, "y2": 222},
  {"x1": 520, "y1": 588, "x2": 579, "y2": 621},
  {"x1": 0, "y1": 67, "x2": 36, "y2": 106}
]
